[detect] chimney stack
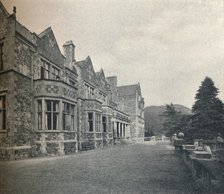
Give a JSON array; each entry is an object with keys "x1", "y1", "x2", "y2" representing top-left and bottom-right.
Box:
[{"x1": 63, "y1": 40, "x2": 75, "y2": 67}]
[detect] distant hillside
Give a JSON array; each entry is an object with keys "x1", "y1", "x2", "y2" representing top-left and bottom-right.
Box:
[{"x1": 144, "y1": 104, "x2": 191, "y2": 135}]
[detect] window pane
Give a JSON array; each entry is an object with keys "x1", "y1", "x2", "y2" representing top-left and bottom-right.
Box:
[
  {"x1": 46, "y1": 101, "x2": 51, "y2": 111},
  {"x1": 89, "y1": 121, "x2": 93, "y2": 132},
  {"x1": 41, "y1": 66, "x2": 45, "y2": 79},
  {"x1": 46, "y1": 63, "x2": 50, "y2": 70},
  {"x1": 37, "y1": 100, "x2": 42, "y2": 112},
  {"x1": 0, "y1": 110, "x2": 2, "y2": 130},
  {"x1": 66, "y1": 103, "x2": 70, "y2": 113},
  {"x1": 88, "y1": 112, "x2": 93, "y2": 132},
  {"x1": 0, "y1": 43, "x2": 3, "y2": 71},
  {"x1": 46, "y1": 112, "x2": 51, "y2": 130},
  {"x1": 3, "y1": 110, "x2": 6, "y2": 129},
  {"x1": 102, "y1": 116, "x2": 107, "y2": 132},
  {"x1": 71, "y1": 105, "x2": 75, "y2": 115},
  {"x1": 0, "y1": 96, "x2": 2, "y2": 109},
  {"x1": 53, "y1": 101, "x2": 58, "y2": 112},
  {"x1": 71, "y1": 116, "x2": 74, "y2": 131},
  {"x1": 65, "y1": 115, "x2": 71, "y2": 130},
  {"x1": 0, "y1": 96, "x2": 6, "y2": 130},
  {"x1": 63, "y1": 114, "x2": 65, "y2": 130},
  {"x1": 38, "y1": 113, "x2": 42, "y2": 130},
  {"x1": 45, "y1": 71, "x2": 49, "y2": 79},
  {"x1": 88, "y1": 112, "x2": 93, "y2": 120},
  {"x1": 53, "y1": 113, "x2": 58, "y2": 130}
]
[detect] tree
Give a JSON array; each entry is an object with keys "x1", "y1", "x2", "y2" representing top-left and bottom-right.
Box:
[
  {"x1": 162, "y1": 103, "x2": 182, "y2": 136},
  {"x1": 191, "y1": 77, "x2": 224, "y2": 139}
]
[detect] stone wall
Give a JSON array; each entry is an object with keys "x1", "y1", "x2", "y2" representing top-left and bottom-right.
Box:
[
  {"x1": 33, "y1": 53, "x2": 41, "y2": 79},
  {"x1": 0, "y1": 72, "x2": 14, "y2": 160},
  {"x1": 14, "y1": 37, "x2": 32, "y2": 77},
  {"x1": 118, "y1": 95, "x2": 138, "y2": 138},
  {"x1": 0, "y1": 11, "x2": 15, "y2": 71},
  {"x1": 118, "y1": 95, "x2": 136, "y2": 117},
  {"x1": 13, "y1": 72, "x2": 32, "y2": 158},
  {"x1": 35, "y1": 132, "x2": 78, "y2": 157}
]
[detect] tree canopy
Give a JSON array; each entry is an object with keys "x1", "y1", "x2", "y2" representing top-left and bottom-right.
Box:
[
  {"x1": 191, "y1": 77, "x2": 224, "y2": 139},
  {"x1": 162, "y1": 103, "x2": 182, "y2": 136}
]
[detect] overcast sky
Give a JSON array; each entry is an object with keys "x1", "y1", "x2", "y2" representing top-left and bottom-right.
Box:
[{"x1": 2, "y1": 0, "x2": 224, "y2": 108}]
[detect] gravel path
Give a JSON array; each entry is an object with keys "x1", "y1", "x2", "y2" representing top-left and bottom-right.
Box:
[{"x1": 0, "y1": 141, "x2": 199, "y2": 194}]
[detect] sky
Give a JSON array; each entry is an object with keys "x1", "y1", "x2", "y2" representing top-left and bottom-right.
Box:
[{"x1": 2, "y1": 0, "x2": 224, "y2": 108}]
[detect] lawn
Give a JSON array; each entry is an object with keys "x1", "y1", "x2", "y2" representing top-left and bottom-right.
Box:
[{"x1": 0, "y1": 141, "x2": 199, "y2": 194}]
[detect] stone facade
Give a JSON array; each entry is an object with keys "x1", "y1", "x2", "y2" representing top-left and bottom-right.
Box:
[
  {"x1": 0, "y1": 3, "x2": 145, "y2": 160},
  {"x1": 117, "y1": 83, "x2": 145, "y2": 141}
]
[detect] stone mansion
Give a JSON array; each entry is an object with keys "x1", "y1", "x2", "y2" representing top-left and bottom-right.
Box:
[{"x1": 0, "y1": 3, "x2": 145, "y2": 160}]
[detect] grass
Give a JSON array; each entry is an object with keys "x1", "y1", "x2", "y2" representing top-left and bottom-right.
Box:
[{"x1": 0, "y1": 141, "x2": 200, "y2": 194}]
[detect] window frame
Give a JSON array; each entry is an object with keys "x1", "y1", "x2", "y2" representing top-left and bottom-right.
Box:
[
  {"x1": 95, "y1": 113, "x2": 101, "y2": 132},
  {"x1": 52, "y1": 66, "x2": 60, "y2": 80},
  {"x1": 45, "y1": 100, "x2": 59, "y2": 130},
  {"x1": 88, "y1": 112, "x2": 94, "y2": 132},
  {"x1": 0, "y1": 95, "x2": 6, "y2": 130},
  {"x1": 41, "y1": 59, "x2": 60, "y2": 80},
  {"x1": 37, "y1": 100, "x2": 42, "y2": 130},
  {"x1": 85, "y1": 83, "x2": 95, "y2": 99},
  {"x1": 0, "y1": 42, "x2": 3, "y2": 71},
  {"x1": 63, "y1": 102, "x2": 75, "y2": 131},
  {"x1": 102, "y1": 116, "x2": 107, "y2": 132}
]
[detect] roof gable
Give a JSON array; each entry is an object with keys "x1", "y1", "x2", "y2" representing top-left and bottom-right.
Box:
[
  {"x1": 77, "y1": 56, "x2": 97, "y2": 86},
  {"x1": 96, "y1": 69, "x2": 108, "y2": 92},
  {"x1": 37, "y1": 27, "x2": 64, "y2": 67}
]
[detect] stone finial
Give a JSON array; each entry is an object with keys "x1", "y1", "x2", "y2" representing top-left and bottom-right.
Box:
[{"x1": 13, "y1": 6, "x2": 16, "y2": 15}]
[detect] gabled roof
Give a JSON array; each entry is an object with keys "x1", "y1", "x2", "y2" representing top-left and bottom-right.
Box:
[
  {"x1": 96, "y1": 69, "x2": 108, "y2": 92},
  {"x1": 96, "y1": 69, "x2": 105, "y2": 79},
  {"x1": 76, "y1": 56, "x2": 97, "y2": 86},
  {"x1": 37, "y1": 27, "x2": 64, "y2": 67}
]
